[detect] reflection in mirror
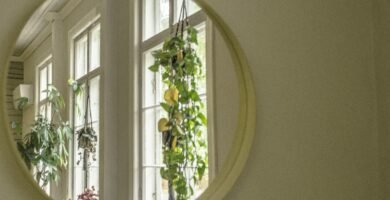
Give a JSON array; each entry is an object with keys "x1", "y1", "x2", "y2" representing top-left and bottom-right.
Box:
[
  {"x1": 139, "y1": 0, "x2": 238, "y2": 199},
  {"x1": 5, "y1": 0, "x2": 241, "y2": 199}
]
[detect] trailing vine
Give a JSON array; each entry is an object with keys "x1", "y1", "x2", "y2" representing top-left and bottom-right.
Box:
[{"x1": 149, "y1": 2, "x2": 207, "y2": 199}]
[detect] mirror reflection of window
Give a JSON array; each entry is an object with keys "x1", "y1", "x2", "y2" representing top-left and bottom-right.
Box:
[
  {"x1": 36, "y1": 58, "x2": 52, "y2": 194},
  {"x1": 38, "y1": 61, "x2": 52, "y2": 122},
  {"x1": 71, "y1": 21, "x2": 101, "y2": 200}
]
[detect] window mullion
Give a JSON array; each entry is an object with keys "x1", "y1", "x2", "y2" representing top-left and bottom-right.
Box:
[{"x1": 169, "y1": 0, "x2": 174, "y2": 32}]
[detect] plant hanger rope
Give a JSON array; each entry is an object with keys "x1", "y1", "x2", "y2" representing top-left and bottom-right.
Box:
[
  {"x1": 175, "y1": 0, "x2": 189, "y2": 38},
  {"x1": 76, "y1": 75, "x2": 98, "y2": 188},
  {"x1": 84, "y1": 79, "x2": 93, "y2": 129}
]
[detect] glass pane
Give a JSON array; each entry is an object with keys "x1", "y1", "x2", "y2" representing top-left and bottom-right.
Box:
[
  {"x1": 143, "y1": 108, "x2": 157, "y2": 166},
  {"x1": 90, "y1": 24, "x2": 101, "y2": 71},
  {"x1": 74, "y1": 84, "x2": 86, "y2": 128},
  {"x1": 73, "y1": 167, "x2": 86, "y2": 200},
  {"x1": 175, "y1": 0, "x2": 201, "y2": 23},
  {"x1": 143, "y1": 46, "x2": 161, "y2": 108},
  {"x1": 88, "y1": 166, "x2": 99, "y2": 192},
  {"x1": 47, "y1": 63, "x2": 52, "y2": 85},
  {"x1": 75, "y1": 35, "x2": 88, "y2": 79},
  {"x1": 194, "y1": 25, "x2": 207, "y2": 95},
  {"x1": 89, "y1": 76, "x2": 100, "y2": 123},
  {"x1": 39, "y1": 105, "x2": 46, "y2": 117},
  {"x1": 39, "y1": 67, "x2": 47, "y2": 101},
  {"x1": 46, "y1": 103, "x2": 52, "y2": 121},
  {"x1": 143, "y1": 167, "x2": 158, "y2": 200},
  {"x1": 143, "y1": 0, "x2": 170, "y2": 40}
]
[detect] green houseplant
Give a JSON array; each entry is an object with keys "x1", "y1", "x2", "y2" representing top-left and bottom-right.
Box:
[
  {"x1": 149, "y1": 2, "x2": 207, "y2": 200},
  {"x1": 16, "y1": 86, "x2": 72, "y2": 187}
]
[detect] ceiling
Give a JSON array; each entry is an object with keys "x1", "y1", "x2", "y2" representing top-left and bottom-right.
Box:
[{"x1": 13, "y1": 0, "x2": 69, "y2": 57}]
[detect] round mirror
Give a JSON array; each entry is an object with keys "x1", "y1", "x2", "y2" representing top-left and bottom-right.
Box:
[{"x1": 3, "y1": 0, "x2": 255, "y2": 199}]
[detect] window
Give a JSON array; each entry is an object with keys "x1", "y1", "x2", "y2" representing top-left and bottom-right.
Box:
[
  {"x1": 36, "y1": 57, "x2": 52, "y2": 194},
  {"x1": 38, "y1": 60, "x2": 52, "y2": 120},
  {"x1": 140, "y1": 0, "x2": 210, "y2": 199},
  {"x1": 71, "y1": 21, "x2": 101, "y2": 200}
]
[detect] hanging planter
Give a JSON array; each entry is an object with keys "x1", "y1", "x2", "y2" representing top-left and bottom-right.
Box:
[
  {"x1": 70, "y1": 79, "x2": 98, "y2": 176},
  {"x1": 149, "y1": 2, "x2": 207, "y2": 200}
]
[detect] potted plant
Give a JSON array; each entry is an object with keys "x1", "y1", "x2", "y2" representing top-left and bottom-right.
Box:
[{"x1": 16, "y1": 86, "x2": 72, "y2": 187}]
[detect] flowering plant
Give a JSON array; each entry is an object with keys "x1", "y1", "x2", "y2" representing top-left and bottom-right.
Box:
[{"x1": 77, "y1": 186, "x2": 98, "y2": 200}]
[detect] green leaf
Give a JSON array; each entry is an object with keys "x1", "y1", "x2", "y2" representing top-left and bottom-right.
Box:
[
  {"x1": 160, "y1": 102, "x2": 171, "y2": 112},
  {"x1": 149, "y1": 63, "x2": 160, "y2": 72},
  {"x1": 189, "y1": 90, "x2": 201, "y2": 101},
  {"x1": 198, "y1": 113, "x2": 207, "y2": 126},
  {"x1": 187, "y1": 27, "x2": 198, "y2": 44}
]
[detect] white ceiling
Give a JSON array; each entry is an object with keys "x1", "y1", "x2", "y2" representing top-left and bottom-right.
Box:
[{"x1": 13, "y1": 0, "x2": 69, "y2": 56}]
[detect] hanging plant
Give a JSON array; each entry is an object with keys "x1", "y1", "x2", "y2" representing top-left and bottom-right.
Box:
[
  {"x1": 149, "y1": 2, "x2": 207, "y2": 200},
  {"x1": 17, "y1": 86, "x2": 72, "y2": 187},
  {"x1": 69, "y1": 78, "x2": 98, "y2": 189}
]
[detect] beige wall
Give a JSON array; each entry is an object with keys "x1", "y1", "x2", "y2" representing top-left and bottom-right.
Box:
[
  {"x1": 0, "y1": 0, "x2": 49, "y2": 199},
  {"x1": 6, "y1": 61, "x2": 24, "y2": 135},
  {"x1": 212, "y1": 27, "x2": 238, "y2": 171},
  {"x1": 373, "y1": 0, "x2": 390, "y2": 199},
  {"x1": 211, "y1": 0, "x2": 380, "y2": 199},
  {"x1": 0, "y1": 0, "x2": 387, "y2": 200}
]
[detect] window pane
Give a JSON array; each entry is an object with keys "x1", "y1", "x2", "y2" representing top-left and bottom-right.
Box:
[
  {"x1": 90, "y1": 24, "x2": 101, "y2": 71},
  {"x1": 48, "y1": 63, "x2": 52, "y2": 85},
  {"x1": 194, "y1": 24, "x2": 207, "y2": 95},
  {"x1": 89, "y1": 76, "x2": 100, "y2": 122},
  {"x1": 143, "y1": 46, "x2": 162, "y2": 108},
  {"x1": 143, "y1": 167, "x2": 158, "y2": 200},
  {"x1": 175, "y1": 0, "x2": 201, "y2": 23},
  {"x1": 143, "y1": 108, "x2": 157, "y2": 166},
  {"x1": 39, "y1": 67, "x2": 47, "y2": 101},
  {"x1": 74, "y1": 84, "x2": 86, "y2": 128},
  {"x1": 46, "y1": 103, "x2": 52, "y2": 121},
  {"x1": 72, "y1": 167, "x2": 86, "y2": 200},
  {"x1": 88, "y1": 166, "x2": 99, "y2": 192},
  {"x1": 39, "y1": 105, "x2": 46, "y2": 116},
  {"x1": 75, "y1": 35, "x2": 88, "y2": 79},
  {"x1": 143, "y1": 0, "x2": 170, "y2": 40}
]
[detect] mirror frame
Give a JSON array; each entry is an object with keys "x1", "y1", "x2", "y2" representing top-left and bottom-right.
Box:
[
  {"x1": 196, "y1": 0, "x2": 256, "y2": 199},
  {"x1": 0, "y1": 0, "x2": 256, "y2": 199}
]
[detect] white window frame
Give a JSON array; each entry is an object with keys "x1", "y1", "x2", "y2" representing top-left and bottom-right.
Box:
[
  {"x1": 36, "y1": 56, "x2": 53, "y2": 118},
  {"x1": 34, "y1": 55, "x2": 53, "y2": 195},
  {"x1": 68, "y1": 16, "x2": 102, "y2": 200},
  {"x1": 138, "y1": 0, "x2": 215, "y2": 199}
]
